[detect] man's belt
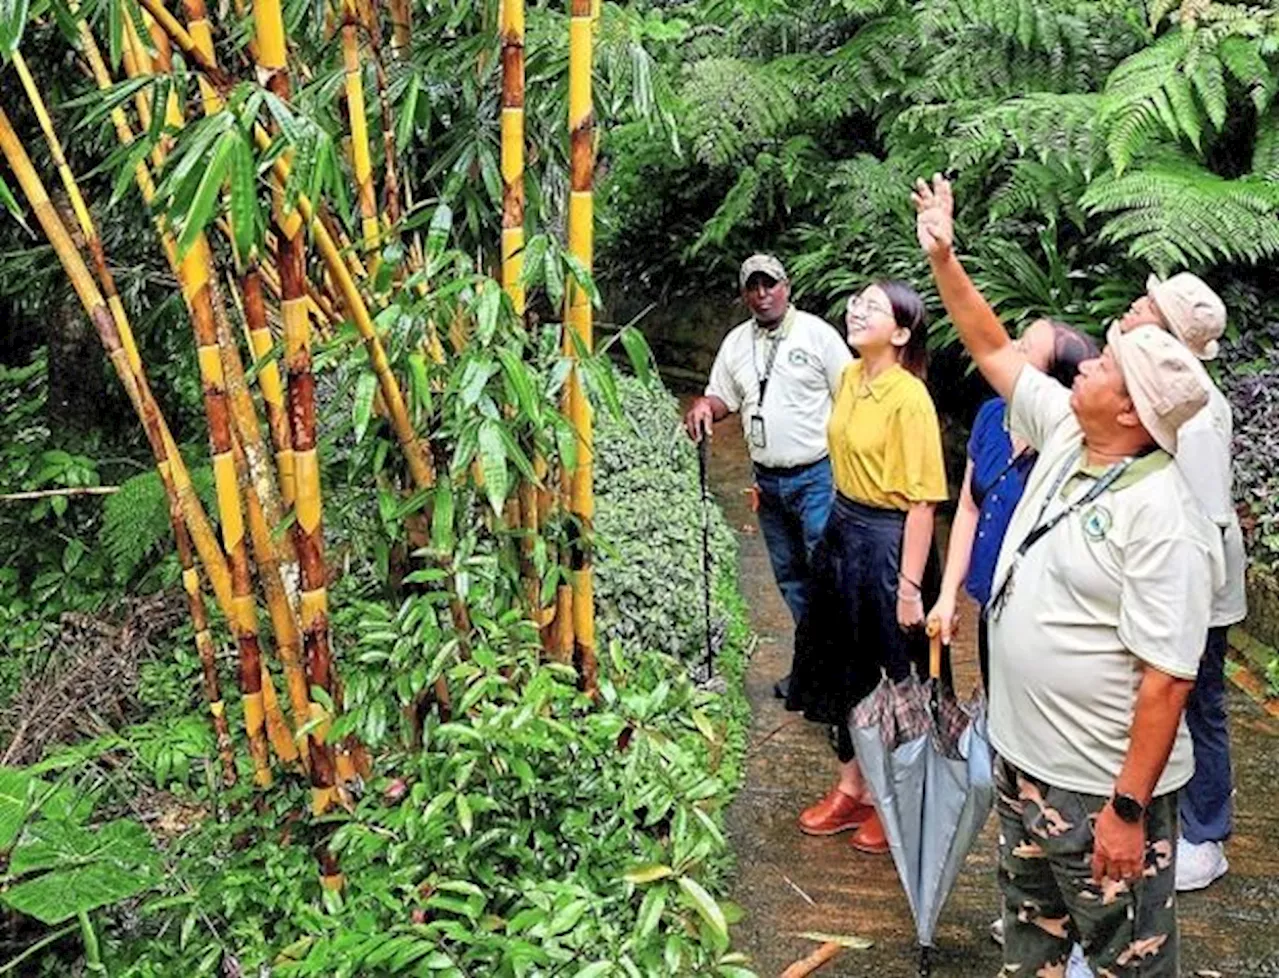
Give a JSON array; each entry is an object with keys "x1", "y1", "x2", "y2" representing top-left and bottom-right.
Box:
[{"x1": 752, "y1": 456, "x2": 828, "y2": 478}]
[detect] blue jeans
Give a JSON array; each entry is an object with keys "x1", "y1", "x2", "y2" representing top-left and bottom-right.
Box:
[
  {"x1": 754, "y1": 457, "x2": 833, "y2": 626},
  {"x1": 1180, "y1": 626, "x2": 1232, "y2": 844}
]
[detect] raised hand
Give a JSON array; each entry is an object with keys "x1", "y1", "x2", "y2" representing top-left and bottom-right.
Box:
[{"x1": 912, "y1": 173, "x2": 954, "y2": 258}]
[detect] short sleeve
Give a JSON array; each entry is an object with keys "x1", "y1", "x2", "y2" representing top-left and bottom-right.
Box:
[
  {"x1": 1175, "y1": 405, "x2": 1234, "y2": 526},
  {"x1": 705, "y1": 337, "x2": 742, "y2": 412},
  {"x1": 1119, "y1": 534, "x2": 1214, "y2": 679},
  {"x1": 1008, "y1": 364, "x2": 1074, "y2": 451},
  {"x1": 967, "y1": 398, "x2": 1004, "y2": 462},
  {"x1": 891, "y1": 391, "x2": 949, "y2": 503},
  {"x1": 820, "y1": 323, "x2": 854, "y2": 395}
]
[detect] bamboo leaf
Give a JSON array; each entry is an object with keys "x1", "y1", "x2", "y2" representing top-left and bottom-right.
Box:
[
  {"x1": 396, "y1": 74, "x2": 420, "y2": 153},
  {"x1": 0, "y1": 173, "x2": 30, "y2": 233},
  {"x1": 228, "y1": 131, "x2": 259, "y2": 263},
  {"x1": 793, "y1": 931, "x2": 874, "y2": 950},
  {"x1": 477, "y1": 420, "x2": 508, "y2": 515},
  {"x1": 176, "y1": 130, "x2": 234, "y2": 258},
  {"x1": 474, "y1": 278, "x2": 502, "y2": 346},
  {"x1": 0, "y1": 0, "x2": 30, "y2": 54},
  {"x1": 494, "y1": 424, "x2": 537, "y2": 483},
  {"x1": 495, "y1": 347, "x2": 538, "y2": 422},
  {"x1": 617, "y1": 326, "x2": 654, "y2": 385},
  {"x1": 562, "y1": 253, "x2": 602, "y2": 308},
  {"x1": 431, "y1": 478, "x2": 455, "y2": 553},
  {"x1": 427, "y1": 203, "x2": 453, "y2": 255},
  {"x1": 352, "y1": 372, "x2": 378, "y2": 443},
  {"x1": 544, "y1": 246, "x2": 564, "y2": 310}
]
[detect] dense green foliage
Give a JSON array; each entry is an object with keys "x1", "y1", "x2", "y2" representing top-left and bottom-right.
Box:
[
  {"x1": 594, "y1": 376, "x2": 737, "y2": 660},
  {"x1": 0, "y1": 343, "x2": 759, "y2": 976},
  {"x1": 598, "y1": 0, "x2": 1277, "y2": 328}
]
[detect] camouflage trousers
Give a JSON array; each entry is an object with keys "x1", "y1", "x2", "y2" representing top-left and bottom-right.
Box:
[{"x1": 995, "y1": 756, "x2": 1180, "y2": 977}]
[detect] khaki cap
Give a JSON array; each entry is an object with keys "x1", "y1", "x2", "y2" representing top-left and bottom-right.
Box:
[
  {"x1": 1106, "y1": 323, "x2": 1210, "y2": 455},
  {"x1": 1147, "y1": 272, "x2": 1226, "y2": 361},
  {"x1": 739, "y1": 254, "x2": 788, "y2": 289}
]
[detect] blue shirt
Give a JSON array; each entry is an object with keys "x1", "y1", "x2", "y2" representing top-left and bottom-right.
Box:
[{"x1": 965, "y1": 397, "x2": 1036, "y2": 606}]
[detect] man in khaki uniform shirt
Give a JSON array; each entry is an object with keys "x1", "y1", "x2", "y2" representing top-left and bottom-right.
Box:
[
  {"x1": 915, "y1": 174, "x2": 1222, "y2": 978},
  {"x1": 1115, "y1": 272, "x2": 1247, "y2": 892}
]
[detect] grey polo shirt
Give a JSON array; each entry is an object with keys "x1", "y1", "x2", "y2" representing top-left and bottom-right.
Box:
[
  {"x1": 987, "y1": 367, "x2": 1223, "y2": 798},
  {"x1": 705, "y1": 306, "x2": 851, "y2": 469}
]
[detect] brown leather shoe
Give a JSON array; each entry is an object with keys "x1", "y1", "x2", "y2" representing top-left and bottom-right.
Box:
[
  {"x1": 850, "y1": 810, "x2": 890, "y2": 854},
  {"x1": 799, "y1": 787, "x2": 875, "y2": 836}
]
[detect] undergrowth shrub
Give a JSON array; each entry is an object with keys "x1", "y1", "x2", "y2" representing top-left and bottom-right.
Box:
[
  {"x1": 593, "y1": 376, "x2": 737, "y2": 661},
  {"x1": 20, "y1": 373, "x2": 758, "y2": 977}
]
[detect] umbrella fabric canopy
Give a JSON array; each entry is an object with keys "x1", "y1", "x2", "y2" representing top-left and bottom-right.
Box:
[{"x1": 849, "y1": 639, "x2": 993, "y2": 973}]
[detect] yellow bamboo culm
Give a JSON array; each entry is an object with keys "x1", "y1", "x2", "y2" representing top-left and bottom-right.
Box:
[
  {"x1": 340, "y1": 0, "x2": 381, "y2": 263},
  {"x1": 499, "y1": 0, "x2": 526, "y2": 316},
  {"x1": 8, "y1": 53, "x2": 245, "y2": 774},
  {"x1": 564, "y1": 0, "x2": 597, "y2": 696},
  {"x1": 253, "y1": 0, "x2": 345, "y2": 838}
]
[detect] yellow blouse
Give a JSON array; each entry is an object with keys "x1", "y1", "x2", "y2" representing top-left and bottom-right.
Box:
[{"x1": 827, "y1": 361, "x2": 948, "y2": 510}]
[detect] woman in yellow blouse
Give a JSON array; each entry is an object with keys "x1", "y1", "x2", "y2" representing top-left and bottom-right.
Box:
[{"x1": 784, "y1": 280, "x2": 948, "y2": 854}]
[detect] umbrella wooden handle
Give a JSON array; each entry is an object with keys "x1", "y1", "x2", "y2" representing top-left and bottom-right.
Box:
[{"x1": 927, "y1": 626, "x2": 943, "y2": 681}]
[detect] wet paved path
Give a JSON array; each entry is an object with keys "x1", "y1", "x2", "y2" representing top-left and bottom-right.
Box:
[{"x1": 699, "y1": 421, "x2": 1279, "y2": 978}]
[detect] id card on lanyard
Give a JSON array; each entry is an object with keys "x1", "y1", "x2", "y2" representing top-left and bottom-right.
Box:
[
  {"x1": 750, "y1": 330, "x2": 783, "y2": 449},
  {"x1": 988, "y1": 450, "x2": 1133, "y2": 621}
]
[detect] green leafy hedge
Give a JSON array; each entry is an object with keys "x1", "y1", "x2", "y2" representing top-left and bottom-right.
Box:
[{"x1": 594, "y1": 376, "x2": 738, "y2": 663}]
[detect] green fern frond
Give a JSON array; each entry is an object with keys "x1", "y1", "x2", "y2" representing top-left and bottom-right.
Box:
[
  {"x1": 1218, "y1": 34, "x2": 1278, "y2": 112},
  {"x1": 1253, "y1": 109, "x2": 1279, "y2": 181},
  {"x1": 989, "y1": 158, "x2": 1090, "y2": 228},
  {"x1": 680, "y1": 57, "x2": 800, "y2": 166},
  {"x1": 688, "y1": 165, "x2": 761, "y2": 256},
  {"x1": 101, "y1": 466, "x2": 215, "y2": 583},
  {"x1": 944, "y1": 93, "x2": 1105, "y2": 175},
  {"x1": 1082, "y1": 156, "x2": 1279, "y2": 273},
  {"x1": 1102, "y1": 31, "x2": 1204, "y2": 171}
]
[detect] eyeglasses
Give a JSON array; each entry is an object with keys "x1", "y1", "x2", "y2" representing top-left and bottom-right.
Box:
[{"x1": 847, "y1": 295, "x2": 892, "y2": 318}]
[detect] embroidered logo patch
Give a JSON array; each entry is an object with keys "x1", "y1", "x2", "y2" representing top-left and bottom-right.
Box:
[
  {"x1": 788, "y1": 348, "x2": 816, "y2": 368},
  {"x1": 1081, "y1": 504, "x2": 1112, "y2": 541}
]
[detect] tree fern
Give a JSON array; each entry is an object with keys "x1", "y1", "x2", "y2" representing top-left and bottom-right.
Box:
[
  {"x1": 988, "y1": 157, "x2": 1090, "y2": 229},
  {"x1": 1082, "y1": 154, "x2": 1279, "y2": 272},
  {"x1": 679, "y1": 57, "x2": 801, "y2": 166},
  {"x1": 944, "y1": 93, "x2": 1106, "y2": 175}
]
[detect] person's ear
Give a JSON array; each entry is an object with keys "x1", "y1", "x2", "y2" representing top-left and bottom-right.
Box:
[
  {"x1": 1115, "y1": 397, "x2": 1142, "y2": 430},
  {"x1": 890, "y1": 325, "x2": 911, "y2": 349}
]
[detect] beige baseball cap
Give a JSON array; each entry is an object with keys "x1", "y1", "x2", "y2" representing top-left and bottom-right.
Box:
[
  {"x1": 739, "y1": 254, "x2": 788, "y2": 288},
  {"x1": 1146, "y1": 272, "x2": 1226, "y2": 361},
  {"x1": 1106, "y1": 323, "x2": 1211, "y2": 455}
]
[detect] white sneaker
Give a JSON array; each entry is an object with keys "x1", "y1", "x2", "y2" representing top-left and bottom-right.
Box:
[
  {"x1": 1175, "y1": 837, "x2": 1229, "y2": 891},
  {"x1": 989, "y1": 916, "x2": 1003, "y2": 945},
  {"x1": 1066, "y1": 942, "x2": 1093, "y2": 977}
]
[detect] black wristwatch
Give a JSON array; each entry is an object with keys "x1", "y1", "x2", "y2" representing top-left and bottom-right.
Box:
[{"x1": 1111, "y1": 792, "x2": 1146, "y2": 824}]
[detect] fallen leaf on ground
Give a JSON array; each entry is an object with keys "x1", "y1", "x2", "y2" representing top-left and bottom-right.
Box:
[{"x1": 793, "y1": 931, "x2": 874, "y2": 950}]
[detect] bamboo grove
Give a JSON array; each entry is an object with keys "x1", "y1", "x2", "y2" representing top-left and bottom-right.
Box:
[{"x1": 0, "y1": 0, "x2": 617, "y2": 883}]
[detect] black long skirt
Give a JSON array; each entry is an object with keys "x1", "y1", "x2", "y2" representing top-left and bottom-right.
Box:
[{"x1": 784, "y1": 493, "x2": 945, "y2": 746}]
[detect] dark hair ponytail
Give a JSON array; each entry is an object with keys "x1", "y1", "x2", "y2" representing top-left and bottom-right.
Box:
[
  {"x1": 1042, "y1": 319, "x2": 1099, "y2": 388},
  {"x1": 876, "y1": 280, "x2": 929, "y2": 379}
]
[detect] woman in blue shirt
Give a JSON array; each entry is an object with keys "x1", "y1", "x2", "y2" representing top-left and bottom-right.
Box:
[{"x1": 926, "y1": 318, "x2": 1098, "y2": 688}]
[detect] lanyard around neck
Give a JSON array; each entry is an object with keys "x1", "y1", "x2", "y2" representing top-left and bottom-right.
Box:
[
  {"x1": 754, "y1": 325, "x2": 785, "y2": 406},
  {"x1": 1016, "y1": 450, "x2": 1133, "y2": 559}
]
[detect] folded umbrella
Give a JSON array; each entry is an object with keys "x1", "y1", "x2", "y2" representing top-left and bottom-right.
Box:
[{"x1": 849, "y1": 630, "x2": 994, "y2": 976}]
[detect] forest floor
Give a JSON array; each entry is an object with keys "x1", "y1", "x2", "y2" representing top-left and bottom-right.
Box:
[{"x1": 697, "y1": 417, "x2": 1280, "y2": 978}]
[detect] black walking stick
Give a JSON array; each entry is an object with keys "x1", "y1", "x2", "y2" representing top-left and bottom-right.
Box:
[{"x1": 697, "y1": 434, "x2": 714, "y2": 678}]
